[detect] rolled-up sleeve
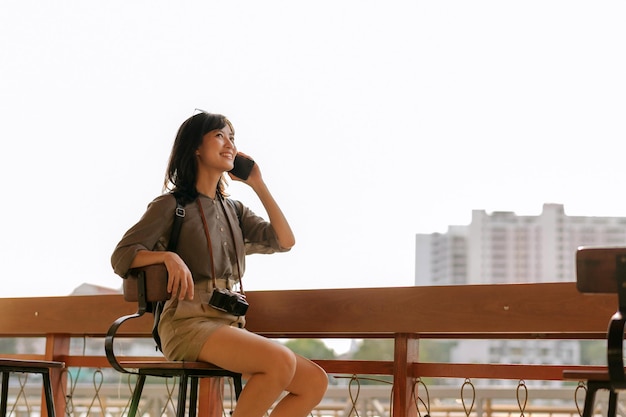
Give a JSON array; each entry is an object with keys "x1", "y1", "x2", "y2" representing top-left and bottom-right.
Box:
[
  {"x1": 234, "y1": 200, "x2": 292, "y2": 255},
  {"x1": 111, "y1": 194, "x2": 176, "y2": 277}
]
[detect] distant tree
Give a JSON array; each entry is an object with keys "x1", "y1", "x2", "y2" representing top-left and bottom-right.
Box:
[
  {"x1": 349, "y1": 339, "x2": 457, "y2": 385},
  {"x1": 284, "y1": 339, "x2": 336, "y2": 360},
  {"x1": 351, "y1": 339, "x2": 456, "y2": 363},
  {"x1": 579, "y1": 340, "x2": 605, "y2": 365},
  {"x1": 419, "y1": 340, "x2": 457, "y2": 385},
  {"x1": 0, "y1": 338, "x2": 17, "y2": 353},
  {"x1": 419, "y1": 340, "x2": 456, "y2": 363},
  {"x1": 351, "y1": 339, "x2": 394, "y2": 384},
  {"x1": 353, "y1": 339, "x2": 394, "y2": 361}
]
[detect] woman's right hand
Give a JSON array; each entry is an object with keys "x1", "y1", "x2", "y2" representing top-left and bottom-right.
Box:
[
  {"x1": 130, "y1": 249, "x2": 194, "y2": 301},
  {"x1": 163, "y1": 252, "x2": 194, "y2": 300}
]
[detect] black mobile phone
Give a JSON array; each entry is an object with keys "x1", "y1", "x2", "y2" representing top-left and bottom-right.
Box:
[{"x1": 229, "y1": 154, "x2": 255, "y2": 180}]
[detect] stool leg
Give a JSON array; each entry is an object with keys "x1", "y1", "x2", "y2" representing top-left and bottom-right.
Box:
[
  {"x1": 177, "y1": 375, "x2": 188, "y2": 417},
  {"x1": 233, "y1": 375, "x2": 242, "y2": 400},
  {"x1": 128, "y1": 375, "x2": 146, "y2": 417},
  {"x1": 41, "y1": 371, "x2": 56, "y2": 417},
  {"x1": 582, "y1": 381, "x2": 601, "y2": 417},
  {"x1": 607, "y1": 389, "x2": 617, "y2": 417},
  {"x1": 189, "y1": 377, "x2": 199, "y2": 417},
  {"x1": 1, "y1": 372, "x2": 8, "y2": 417}
]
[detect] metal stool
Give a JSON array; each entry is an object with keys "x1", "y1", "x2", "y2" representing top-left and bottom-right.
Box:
[
  {"x1": 109, "y1": 360, "x2": 242, "y2": 417},
  {"x1": 106, "y1": 267, "x2": 242, "y2": 417},
  {"x1": 562, "y1": 370, "x2": 617, "y2": 417},
  {"x1": 0, "y1": 358, "x2": 64, "y2": 417}
]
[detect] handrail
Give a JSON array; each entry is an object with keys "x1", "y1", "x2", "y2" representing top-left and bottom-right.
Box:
[
  {"x1": 0, "y1": 283, "x2": 615, "y2": 337},
  {"x1": 0, "y1": 282, "x2": 616, "y2": 417}
]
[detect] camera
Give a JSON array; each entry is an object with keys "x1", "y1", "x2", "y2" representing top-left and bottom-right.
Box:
[{"x1": 208, "y1": 288, "x2": 249, "y2": 316}]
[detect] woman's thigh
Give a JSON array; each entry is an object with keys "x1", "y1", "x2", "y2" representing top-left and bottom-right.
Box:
[{"x1": 198, "y1": 325, "x2": 295, "y2": 376}]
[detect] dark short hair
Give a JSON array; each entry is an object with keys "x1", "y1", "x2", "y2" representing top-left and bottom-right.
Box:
[{"x1": 164, "y1": 112, "x2": 233, "y2": 203}]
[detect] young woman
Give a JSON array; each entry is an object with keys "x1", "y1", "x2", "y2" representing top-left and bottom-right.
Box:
[{"x1": 111, "y1": 111, "x2": 328, "y2": 417}]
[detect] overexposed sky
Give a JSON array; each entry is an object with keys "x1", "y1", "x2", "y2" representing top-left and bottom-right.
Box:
[{"x1": 1, "y1": 1, "x2": 625, "y2": 298}]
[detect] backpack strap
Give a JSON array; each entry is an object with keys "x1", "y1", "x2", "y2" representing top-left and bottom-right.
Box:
[
  {"x1": 152, "y1": 194, "x2": 186, "y2": 351},
  {"x1": 167, "y1": 196, "x2": 186, "y2": 251}
]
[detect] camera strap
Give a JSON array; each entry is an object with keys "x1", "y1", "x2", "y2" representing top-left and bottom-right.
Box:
[{"x1": 196, "y1": 197, "x2": 245, "y2": 294}]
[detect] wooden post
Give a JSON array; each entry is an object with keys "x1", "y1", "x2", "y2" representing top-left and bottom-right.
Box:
[
  {"x1": 393, "y1": 333, "x2": 419, "y2": 417},
  {"x1": 45, "y1": 333, "x2": 69, "y2": 417},
  {"x1": 198, "y1": 377, "x2": 225, "y2": 417}
]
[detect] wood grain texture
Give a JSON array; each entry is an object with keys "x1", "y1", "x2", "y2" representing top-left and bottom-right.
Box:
[{"x1": 0, "y1": 283, "x2": 615, "y2": 339}]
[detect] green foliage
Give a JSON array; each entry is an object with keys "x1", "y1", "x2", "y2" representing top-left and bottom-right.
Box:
[
  {"x1": 350, "y1": 339, "x2": 394, "y2": 384},
  {"x1": 579, "y1": 340, "x2": 606, "y2": 365},
  {"x1": 0, "y1": 338, "x2": 17, "y2": 353},
  {"x1": 352, "y1": 339, "x2": 394, "y2": 361},
  {"x1": 418, "y1": 340, "x2": 457, "y2": 385},
  {"x1": 284, "y1": 339, "x2": 337, "y2": 360},
  {"x1": 350, "y1": 339, "x2": 456, "y2": 363},
  {"x1": 419, "y1": 340, "x2": 457, "y2": 363},
  {"x1": 349, "y1": 339, "x2": 457, "y2": 385}
]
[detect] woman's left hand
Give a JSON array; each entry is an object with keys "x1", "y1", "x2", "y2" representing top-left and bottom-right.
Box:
[
  {"x1": 228, "y1": 151, "x2": 261, "y2": 185},
  {"x1": 229, "y1": 152, "x2": 295, "y2": 249}
]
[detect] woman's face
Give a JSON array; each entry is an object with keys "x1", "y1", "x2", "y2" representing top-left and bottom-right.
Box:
[{"x1": 195, "y1": 124, "x2": 236, "y2": 174}]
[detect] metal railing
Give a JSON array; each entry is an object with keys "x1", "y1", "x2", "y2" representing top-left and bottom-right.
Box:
[
  {"x1": 0, "y1": 285, "x2": 617, "y2": 417},
  {"x1": 3, "y1": 376, "x2": 616, "y2": 417}
]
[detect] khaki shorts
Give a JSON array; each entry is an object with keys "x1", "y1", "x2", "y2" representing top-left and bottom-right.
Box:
[{"x1": 158, "y1": 291, "x2": 246, "y2": 361}]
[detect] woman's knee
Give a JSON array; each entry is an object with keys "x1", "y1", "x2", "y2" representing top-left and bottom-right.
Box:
[
  {"x1": 262, "y1": 344, "x2": 297, "y2": 387},
  {"x1": 308, "y1": 364, "x2": 329, "y2": 400},
  {"x1": 290, "y1": 358, "x2": 328, "y2": 402}
]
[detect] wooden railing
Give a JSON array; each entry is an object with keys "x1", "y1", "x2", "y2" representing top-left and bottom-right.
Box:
[{"x1": 0, "y1": 282, "x2": 617, "y2": 417}]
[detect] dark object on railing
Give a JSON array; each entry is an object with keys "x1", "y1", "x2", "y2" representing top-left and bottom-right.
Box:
[
  {"x1": 0, "y1": 358, "x2": 64, "y2": 417},
  {"x1": 105, "y1": 271, "x2": 242, "y2": 417},
  {"x1": 576, "y1": 246, "x2": 626, "y2": 386},
  {"x1": 123, "y1": 264, "x2": 170, "y2": 302},
  {"x1": 563, "y1": 246, "x2": 626, "y2": 417},
  {"x1": 575, "y1": 246, "x2": 626, "y2": 293}
]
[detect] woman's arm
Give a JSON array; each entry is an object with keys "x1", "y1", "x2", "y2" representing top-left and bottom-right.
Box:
[
  {"x1": 250, "y1": 180, "x2": 295, "y2": 249},
  {"x1": 131, "y1": 250, "x2": 195, "y2": 300},
  {"x1": 112, "y1": 194, "x2": 194, "y2": 301},
  {"x1": 229, "y1": 153, "x2": 295, "y2": 250}
]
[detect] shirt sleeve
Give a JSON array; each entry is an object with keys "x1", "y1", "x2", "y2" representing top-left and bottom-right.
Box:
[
  {"x1": 110, "y1": 194, "x2": 176, "y2": 277},
  {"x1": 230, "y1": 199, "x2": 292, "y2": 255}
]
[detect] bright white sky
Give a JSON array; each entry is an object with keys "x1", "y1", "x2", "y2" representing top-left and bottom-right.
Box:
[{"x1": 1, "y1": 0, "x2": 625, "y2": 298}]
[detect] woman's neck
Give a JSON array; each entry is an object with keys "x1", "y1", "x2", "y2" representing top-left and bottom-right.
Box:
[{"x1": 196, "y1": 174, "x2": 221, "y2": 199}]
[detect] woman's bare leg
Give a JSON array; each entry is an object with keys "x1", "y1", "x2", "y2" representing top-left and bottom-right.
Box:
[
  {"x1": 270, "y1": 354, "x2": 328, "y2": 417},
  {"x1": 198, "y1": 325, "x2": 328, "y2": 417}
]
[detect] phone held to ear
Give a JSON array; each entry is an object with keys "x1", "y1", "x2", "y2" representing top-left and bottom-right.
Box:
[{"x1": 229, "y1": 154, "x2": 255, "y2": 180}]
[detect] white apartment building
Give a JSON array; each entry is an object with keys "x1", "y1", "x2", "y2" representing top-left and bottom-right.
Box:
[
  {"x1": 416, "y1": 203, "x2": 626, "y2": 286},
  {"x1": 415, "y1": 203, "x2": 626, "y2": 384}
]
